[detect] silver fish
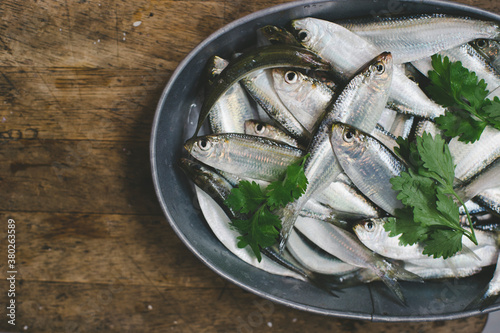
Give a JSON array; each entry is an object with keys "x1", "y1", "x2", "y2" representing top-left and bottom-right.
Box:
[
  {"x1": 272, "y1": 68, "x2": 336, "y2": 132},
  {"x1": 295, "y1": 216, "x2": 422, "y2": 303},
  {"x1": 449, "y1": 126, "x2": 500, "y2": 183},
  {"x1": 313, "y1": 173, "x2": 382, "y2": 219},
  {"x1": 339, "y1": 14, "x2": 500, "y2": 64},
  {"x1": 242, "y1": 69, "x2": 311, "y2": 143},
  {"x1": 279, "y1": 52, "x2": 393, "y2": 251},
  {"x1": 184, "y1": 133, "x2": 303, "y2": 182},
  {"x1": 330, "y1": 123, "x2": 406, "y2": 215},
  {"x1": 471, "y1": 39, "x2": 500, "y2": 73},
  {"x1": 244, "y1": 119, "x2": 300, "y2": 148},
  {"x1": 195, "y1": 187, "x2": 306, "y2": 280},
  {"x1": 475, "y1": 187, "x2": 500, "y2": 215},
  {"x1": 466, "y1": 254, "x2": 500, "y2": 310},
  {"x1": 287, "y1": 229, "x2": 358, "y2": 275},
  {"x1": 291, "y1": 17, "x2": 446, "y2": 119},
  {"x1": 412, "y1": 43, "x2": 500, "y2": 99},
  {"x1": 455, "y1": 158, "x2": 500, "y2": 202},
  {"x1": 354, "y1": 219, "x2": 497, "y2": 263}
]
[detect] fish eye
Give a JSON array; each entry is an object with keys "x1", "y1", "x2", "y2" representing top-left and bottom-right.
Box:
[
  {"x1": 297, "y1": 30, "x2": 310, "y2": 42},
  {"x1": 373, "y1": 61, "x2": 385, "y2": 74},
  {"x1": 476, "y1": 39, "x2": 487, "y2": 49},
  {"x1": 285, "y1": 71, "x2": 298, "y2": 84},
  {"x1": 343, "y1": 128, "x2": 355, "y2": 142},
  {"x1": 364, "y1": 221, "x2": 374, "y2": 231},
  {"x1": 255, "y1": 123, "x2": 265, "y2": 134},
  {"x1": 198, "y1": 138, "x2": 212, "y2": 151}
]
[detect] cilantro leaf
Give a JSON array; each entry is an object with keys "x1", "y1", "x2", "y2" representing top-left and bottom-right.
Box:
[
  {"x1": 426, "y1": 54, "x2": 500, "y2": 143},
  {"x1": 422, "y1": 229, "x2": 463, "y2": 259},
  {"x1": 225, "y1": 180, "x2": 266, "y2": 214},
  {"x1": 224, "y1": 155, "x2": 309, "y2": 261},
  {"x1": 388, "y1": 133, "x2": 477, "y2": 259}
]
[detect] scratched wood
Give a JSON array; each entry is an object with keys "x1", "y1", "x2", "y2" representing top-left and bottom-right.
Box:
[{"x1": 0, "y1": 0, "x2": 498, "y2": 332}]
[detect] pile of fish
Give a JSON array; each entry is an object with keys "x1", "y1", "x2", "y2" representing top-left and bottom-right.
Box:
[{"x1": 179, "y1": 14, "x2": 500, "y2": 308}]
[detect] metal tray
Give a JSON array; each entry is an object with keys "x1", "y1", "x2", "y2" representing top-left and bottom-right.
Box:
[{"x1": 150, "y1": 0, "x2": 500, "y2": 321}]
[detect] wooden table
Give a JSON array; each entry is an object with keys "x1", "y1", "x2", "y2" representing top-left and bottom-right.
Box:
[{"x1": 1, "y1": 0, "x2": 499, "y2": 331}]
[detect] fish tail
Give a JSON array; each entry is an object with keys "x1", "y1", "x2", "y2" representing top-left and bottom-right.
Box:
[{"x1": 376, "y1": 260, "x2": 424, "y2": 305}]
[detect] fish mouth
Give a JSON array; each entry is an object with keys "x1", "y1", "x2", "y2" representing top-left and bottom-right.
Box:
[{"x1": 184, "y1": 137, "x2": 195, "y2": 152}]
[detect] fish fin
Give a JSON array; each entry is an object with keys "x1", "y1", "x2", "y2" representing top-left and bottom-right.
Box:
[{"x1": 376, "y1": 260, "x2": 424, "y2": 305}]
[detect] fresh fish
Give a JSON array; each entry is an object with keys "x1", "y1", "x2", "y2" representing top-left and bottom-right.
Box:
[
  {"x1": 195, "y1": 187, "x2": 306, "y2": 280},
  {"x1": 244, "y1": 119, "x2": 300, "y2": 148},
  {"x1": 258, "y1": 25, "x2": 302, "y2": 46},
  {"x1": 291, "y1": 17, "x2": 446, "y2": 119},
  {"x1": 204, "y1": 56, "x2": 258, "y2": 134},
  {"x1": 354, "y1": 219, "x2": 497, "y2": 263},
  {"x1": 376, "y1": 108, "x2": 398, "y2": 132},
  {"x1": 313, "y1": 173, "x2": 382, "y2": 220},
  {"x1": 405, "y1": 264, "x2": 482, "y2": 280},
  {"x1": 412, "y1": 43, "x2": 500, "y2": 98},
  {"x1": 272, "y1": 68, "x2": 336, "y2": 131},
  {"x1": 466, "y1": 254, "x2": 500, "y2": 310},
  {"x1": 295, "y1": 216, "x2": 422, "y2": 303},
  {"x1": 471, "y1": 39, "x2": 500, "y2": 73},
  {"x1": 338, "y1": 14, "x2": 500, "y2": 64},
  {"x1": 278, "y1": 52, "x2": 393, "y2": 251},
  {"x1": 209, "y1": 81, "x2": 257, "y2": 134},
  {"x1": 184, "y1": 133, "x2": 304, "y2": 182},
  {"x1": 371, "y1": 125, "x2": 400, "y2": 153},
  {"x1": 287, "y1": 229, "x2": 358, "y2": 275},
  {"x1": 455, "y1": 158, "x2": 500, "y2": 202},
  {"x1": 195, "y1": 44, "x2": 332, "y2": 135},
  {"x1": 242, "y1": 69, "x2": 311, "y2": 143},
  {"x1": 178, "y1": 158, "x2": 238, "y2": 218},
  {"x1": 330, "y1": 123, "x2": 406, "y2": 215},
  {"x1": 413, "y1": 119, "x2": 443, "y2": 139},
  {"x1": 475, "y1": 187, "x2": 500, "y2": 216},
  {"x1": 449, "y1": 126, "x2": 500, "y2": 183}
]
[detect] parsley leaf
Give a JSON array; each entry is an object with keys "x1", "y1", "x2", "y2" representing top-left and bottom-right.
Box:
[
  {"x1": 426, "y1": 54, "x2": 500, "y2": 143},
  {"x1": 224, "y1": 155, "x2": 309, "y2": 261},
  {"x1": 385, "y1": 133, "x2": 477, "y2": 259}
]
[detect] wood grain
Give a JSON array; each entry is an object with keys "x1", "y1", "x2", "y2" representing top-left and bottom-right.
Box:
[{"x1": 0, "y1": 0, "x2": 498, "y2": 332}]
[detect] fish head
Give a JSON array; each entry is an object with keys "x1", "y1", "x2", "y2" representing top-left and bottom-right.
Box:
[
  {"x1": 184, "y1": 135, "x2": 225, "y2": 163},
  {"x1": 353, "y1": 219, "x2": 385, "y2": 243},
  {"x1": 363, "y1": 51, "x2": 393, "y2": 87},
  {"x1": 330, "y1": 122, "x2": 369, "y2": 161},
  {"x1": 244, "y1": 119, "x2": 273, "y2": 138},
  {"x1": 178, "y1": 157, "x2": 211, "y2": 184},
  {"x1": 291, "y1": 18, "x2": 324, "y2": 51},
  {"x1": 472, "y1": 39, "x2": 500, "y2": 62}
]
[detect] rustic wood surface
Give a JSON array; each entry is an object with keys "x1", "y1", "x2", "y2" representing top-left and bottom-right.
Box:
[{"x1": 1, "y1": 0, "x2": 499, "y2": 332}]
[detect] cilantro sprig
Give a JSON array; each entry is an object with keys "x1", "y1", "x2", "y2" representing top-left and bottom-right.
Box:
[
  {"x1": 224, "y1": 154, "x2": 309, "y2": 261},
  {"x1": 426, "y1": 54, "x2": 500, "y2": 143},
  {"x1": 384, "y1": 133, "x2": 477, "y2": 259}
]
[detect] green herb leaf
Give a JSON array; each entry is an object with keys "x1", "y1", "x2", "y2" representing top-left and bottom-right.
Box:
[
  {"x1": 224, "y1": 155, "x2": 309, "y2": 261},
  {"x1": 224, "y1": 180, "x2": 266, "y2": 214},
  {"x1": 387, "y1": 133, "x2": 477, "y2": 259},
  {"x1": 426, "y1": 54, "x2": 500, "y2": 143}
]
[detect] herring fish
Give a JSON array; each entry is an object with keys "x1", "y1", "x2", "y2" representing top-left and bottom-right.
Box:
[
  {"x1": 184, "y1": 133, "x2": 303, "y2": 182},
  {"x1": 330, "y1": 123, "x2": 406, "y2": 215},
  {"x1": 272, "y1": 68, "x2": 336, "y2": 132},
  {"x1": 195, "y1": 44, "x2": 332, "y2": 135},
  {"x1": 471, "y1": 39, "x2": 500, "y2": 73},
  {"x1": 242, "y1": 69, "x2": 311, "y2": 143},
  {"x1": 244, "y1": 119, "x2": 300, "y2": 148},
  {"x1": 295, "y1": 216, "x2": 422, "y2": 303},
  {"x1": 338, "y1": 14, "x2": 500, "y2": 64},
  {"x1": 291, "y1": 17, "x2": 446, "y2": 119},
  {"x1": 278, "y1": 52, "x2": 393, "y2": 251}
]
